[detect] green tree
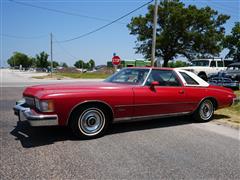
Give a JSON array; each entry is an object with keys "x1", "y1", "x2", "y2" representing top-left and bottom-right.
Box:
[
  {"x1": 60, "y1": 62, "x2": 68, "y2": 68},
  {"x1": 52, "y1": 61, "x2": 59, "y2": 68},
  {"x1": 127, "y1": 0, "x2": 230, "y2": 67},
  {"x1": 83, "y1": 62, "x2": 90, "y2": 69},
  {"x1": 74, "y1": 60, "x2": 84, "y2": 68},
  {"x1": 30, "y1": 57, "x2": 37, "y2": 68},
  {"x1": 7, "y1": 57, "x2": 14, "y2": 67},
  {"x1": 223, "y1": 22, "x2": 240, "y2": 62},
  {"x1": 168, "y1": 60, "x2": 188, "y2": 68},
  {"x1": 7, "y1": 52, "x2": 32, "y2": 68},
  {"x1": 88, "y1": 59, "x2": 95, "y2": 70},
  {"x1": 36, "y1": 51, "x2": 49, "y2": 68}
]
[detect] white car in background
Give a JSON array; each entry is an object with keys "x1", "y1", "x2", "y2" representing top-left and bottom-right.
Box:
[{"x1": 177, "y1": 59, "x2": 232, "y2": 81}]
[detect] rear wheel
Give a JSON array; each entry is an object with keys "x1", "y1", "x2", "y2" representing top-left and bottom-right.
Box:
[
  {"x1": 193, "y1": 99, "x2": 214, "y2": 122},
  {"x1": 70, "y1": 105, "x2": 109, "y2": 138}
]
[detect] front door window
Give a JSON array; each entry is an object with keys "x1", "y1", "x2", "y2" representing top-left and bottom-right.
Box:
[{"x1": 145, "y1": 69, "x2": 181, "y2": 87}]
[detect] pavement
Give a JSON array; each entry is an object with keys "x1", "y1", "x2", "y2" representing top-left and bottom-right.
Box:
[
  {"x1": 0, "y1": 69, "x2": 103, "y2": 87},
  {"x1": 0, "y1": 69, "x2": 240, "y2": 179}
]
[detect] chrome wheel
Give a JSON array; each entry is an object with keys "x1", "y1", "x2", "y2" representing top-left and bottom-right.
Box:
[
  {"x1": 199, "y1": 100, "x2": 214, "y2": 121},
  {"x1": 78, "y1": 108, "x2": 105, "y2": 136}
]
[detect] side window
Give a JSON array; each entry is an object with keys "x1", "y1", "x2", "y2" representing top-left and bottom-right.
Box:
[
  {"x1": 146, "y1": 70, "x2": 181, "y2": 86},
  {"x1": 217, "y1": 61, "x2": 223, "y2": 67},
  {"x1": 210, "y1": 61, "x2": 216, "y2": 67},
  {"x1": 111, "y1": 71, "x2": 137, "y2": 83},
  {"x1": 180, "y1": 72, "x2": 199, "y2": 85},
  {"x1": 105, "y1": 68, "x2": 150, "y2": 85}
]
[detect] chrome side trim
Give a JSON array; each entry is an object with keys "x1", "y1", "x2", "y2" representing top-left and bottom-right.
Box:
[
  {"x1": 142, "y1": 68, "x2": 152, "y2": 86},
  {"x1": 115, "y1": 102, "x2": 197, "y2": 108},
  {"x1": 113, "y1": 111, "x2": 191, "y2": 123},
  {"x1": 66, "y1": 100, "x2": 114, "y2": 125},
  {"x1": 114, "y1": 117, "x2": 132, "y2": 121}
]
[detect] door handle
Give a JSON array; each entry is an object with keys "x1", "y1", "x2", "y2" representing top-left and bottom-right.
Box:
[{"x1": 178, "y1": 90, "x2": 185, "y2": 94}]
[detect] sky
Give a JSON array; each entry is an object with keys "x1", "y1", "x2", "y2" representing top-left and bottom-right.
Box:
[{"x1": 1, "y1": 0, "x2": 239, "y2": 67}]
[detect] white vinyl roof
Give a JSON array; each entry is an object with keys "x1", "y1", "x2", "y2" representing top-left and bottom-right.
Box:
[{"x1": 174, "y1": 69, "x2": 209, "y2": 87}]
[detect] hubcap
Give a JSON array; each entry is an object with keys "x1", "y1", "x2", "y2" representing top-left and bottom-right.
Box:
[
  {"x1": 78, "y1": 108, "x2": 105, "y2": 136},
  {"x1": 199, "y1": 100, "x2": 213, "y2": 121}
]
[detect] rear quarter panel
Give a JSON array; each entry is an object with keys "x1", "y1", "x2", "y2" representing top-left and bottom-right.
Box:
[
  {"x1": 205, "y1": 86, "x2": 234, "y2": 108},
  {"x1": 184, "y1": 86, "x2": 234, "y2": 111}
]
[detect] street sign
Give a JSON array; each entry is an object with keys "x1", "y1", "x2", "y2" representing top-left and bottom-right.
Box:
[{"x1": 112, "y1": 56, "x2": 121, "y2": 66}]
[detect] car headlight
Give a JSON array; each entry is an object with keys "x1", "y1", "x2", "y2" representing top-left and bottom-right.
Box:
[{"x1": 35, "y1": 98, "x2": 54, "y2": 112}]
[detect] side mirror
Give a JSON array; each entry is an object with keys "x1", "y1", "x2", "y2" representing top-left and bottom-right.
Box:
[{"x1": 150, "y1": 81, "x2": 159, "y2": 89}]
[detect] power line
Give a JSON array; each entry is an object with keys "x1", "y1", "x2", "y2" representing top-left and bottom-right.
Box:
[
  {"x1": 198, "y1": 1, "x2": 239, "y2": 23},
  {"x1": 53, "y1": 36, "x2": 79, "y2": 61},
  {"x1": 195, "y1": 0, "x2": 239, "y2": 14},
  {"x1": 0, "y1": 33, "x2": 48, "y2": 39},
  {"x1": 56, "y1": 0, "x2": 153, "y2": 43},
  {"x1": 9, "y1": 0, "x2": 126, "y2": 25}
]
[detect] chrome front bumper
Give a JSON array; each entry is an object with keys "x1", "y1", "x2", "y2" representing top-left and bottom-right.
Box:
[{"x1": 13, "y1": 101, "x2": 58, "y2": 127}]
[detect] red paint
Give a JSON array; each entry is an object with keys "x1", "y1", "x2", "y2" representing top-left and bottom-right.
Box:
[{"x1": 22, "y1": 68, "x2": 236, "y2": 126}]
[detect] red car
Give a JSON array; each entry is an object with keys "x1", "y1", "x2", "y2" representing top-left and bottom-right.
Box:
[{"x1": 14, "y1": 67, "x2": 239, "y2": 138}]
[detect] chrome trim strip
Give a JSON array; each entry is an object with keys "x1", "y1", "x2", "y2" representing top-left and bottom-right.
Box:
[
  {"x1": 113, "y1": 111, "x2": 191, "y2": 122},
  {"x1": 142, "y1": 68, "x2": 184, "y2": 87},
  {"x1": 66, "y1": 100, "x2": 114, "y2": 125},
  {"x1": 142, "y1": 68, "x2": 152, "y2": 86},
  {"x1": 13, "y1": 102, "x2": 58, "y2": 127},
  {"x1": 115, "y1": 102, "x2": 197, "y2": 108}
]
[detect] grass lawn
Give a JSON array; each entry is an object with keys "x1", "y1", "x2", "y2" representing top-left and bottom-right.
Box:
[
  {"x1": 32, "y1": 72, "x2": 110, "y2": 79},
  {"x1": 56, "y1": 72, "x2": 109, "y2": 79},
  {"x1": 214, "y1": 90, "x2": 240, "y2": 129}
]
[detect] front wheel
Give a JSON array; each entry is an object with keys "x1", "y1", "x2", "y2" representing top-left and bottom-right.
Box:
[
  {"x1": 193, "y1": 99, "x2": 214, "y2": 122},
  {"x1": 70, "y1": 105, "x2": 109, "y2": 138}
]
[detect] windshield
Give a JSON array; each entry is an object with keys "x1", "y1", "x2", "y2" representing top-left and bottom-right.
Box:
[
  {"x1": 191, "y1": 60, "x2": 210, "y2": 67},
  {"x1": 104, "y1": 68, "x2": 150, "y2": 85}
]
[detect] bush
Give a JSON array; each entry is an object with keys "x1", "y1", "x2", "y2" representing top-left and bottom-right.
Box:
[{"x1": 168, "y1": 61, "x2": 188, "y2": 68}]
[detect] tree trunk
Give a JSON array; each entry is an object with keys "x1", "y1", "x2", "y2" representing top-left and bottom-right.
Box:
[{"x1": 163, "y1": 59, "x2": 169, "y2": 67}]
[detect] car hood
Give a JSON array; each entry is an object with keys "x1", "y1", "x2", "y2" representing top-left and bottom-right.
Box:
[{"x1": 23, "y1": 81, "x2": 135, "y2": 98}]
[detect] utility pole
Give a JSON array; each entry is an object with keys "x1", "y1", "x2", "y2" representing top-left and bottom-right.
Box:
[
  {"x1": 151, "y1": 0, "x2": 158, "y2": 67},
  {"x1": 82, "y1": 61, "x2": 83, "y2": 73},
  {"x1": 50, "y1": 33, "x2": 53, "y2": 77}
]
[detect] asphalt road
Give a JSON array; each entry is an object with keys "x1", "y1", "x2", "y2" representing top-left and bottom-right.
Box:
[{"x1": 0, "y1": 70, "x2": 240, "y2": 179}]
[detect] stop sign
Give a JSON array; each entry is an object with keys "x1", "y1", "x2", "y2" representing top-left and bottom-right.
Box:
[{"x1": 112, "y1": 56, "x2": 121, "y2": 66}]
